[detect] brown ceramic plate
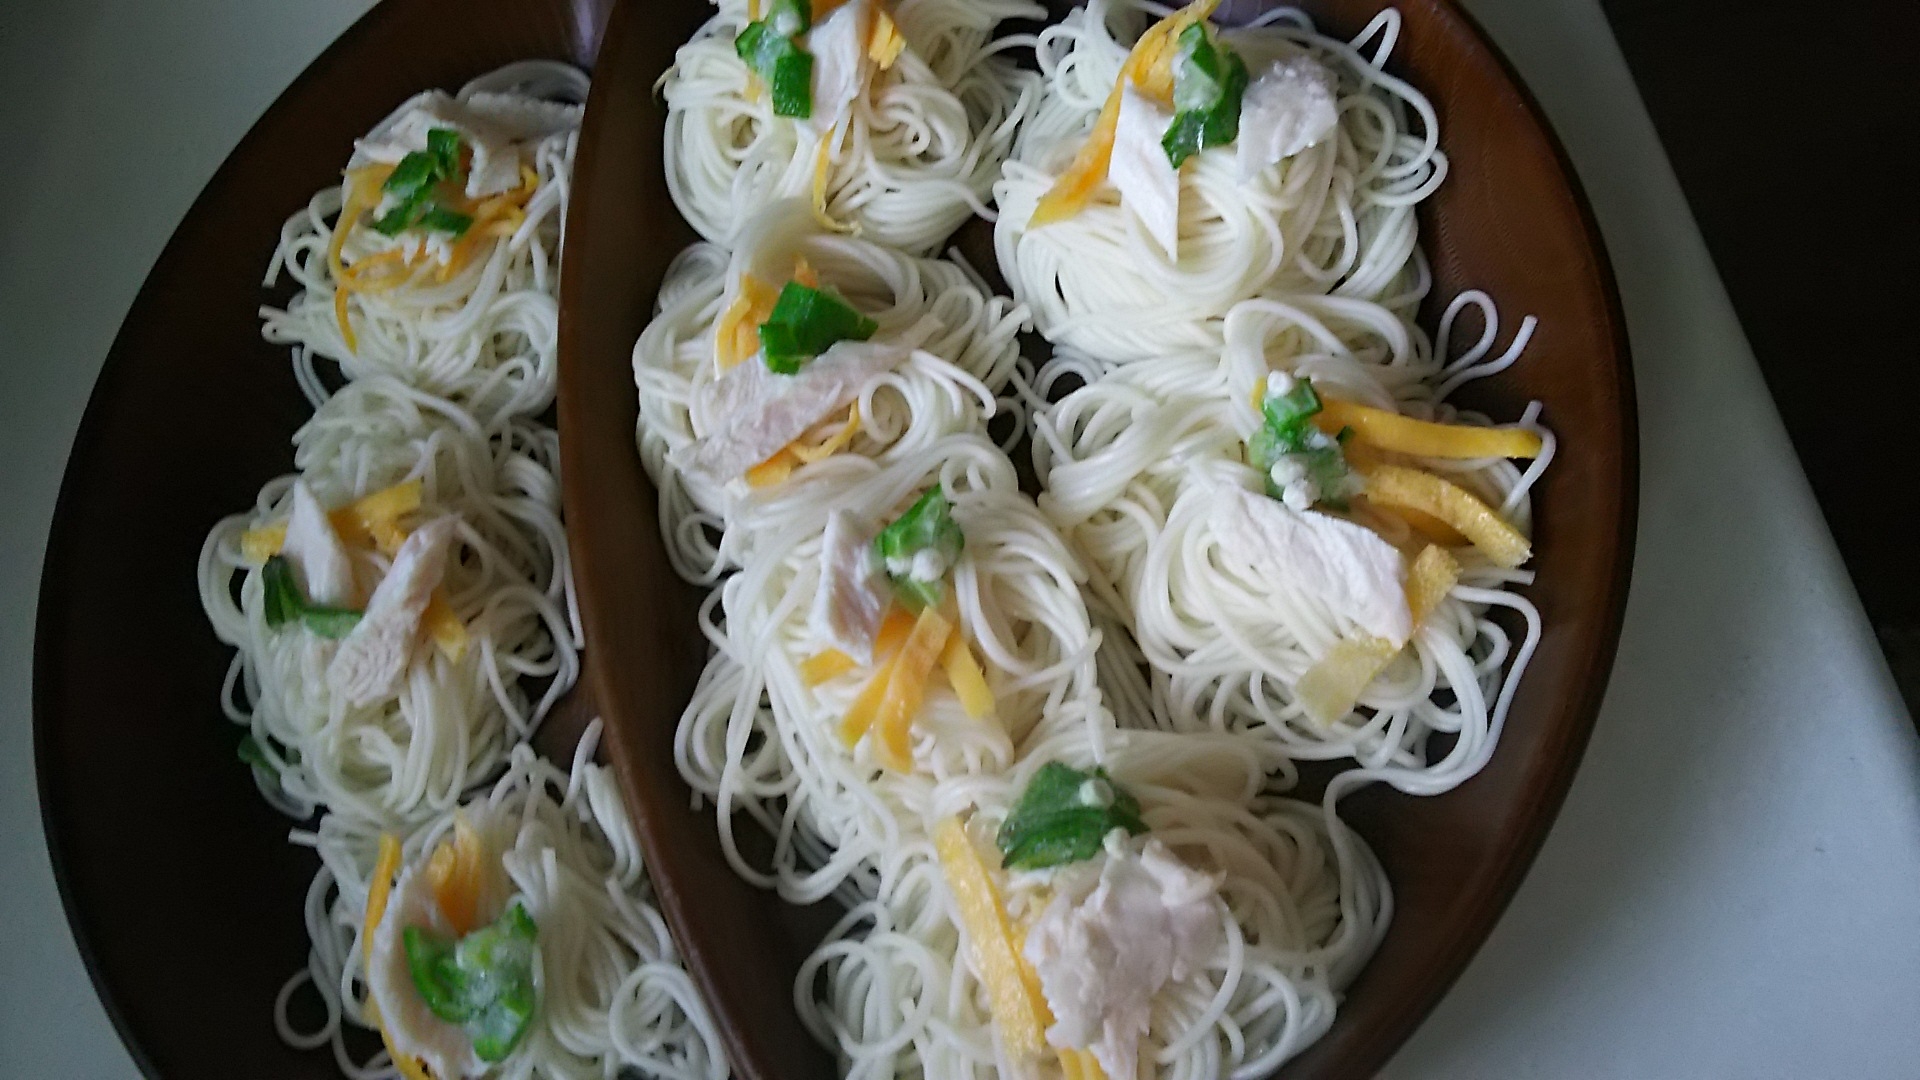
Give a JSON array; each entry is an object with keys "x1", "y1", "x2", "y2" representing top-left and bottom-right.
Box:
[
  {"x1": 33, "y1": 1, "x2": 612, "y2": 1076},
  {"x1": 560, "y1": 1, "x2": 1635, "y2": 1079}
]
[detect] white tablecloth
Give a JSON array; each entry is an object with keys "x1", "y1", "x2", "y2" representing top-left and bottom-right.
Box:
[{"x1": 3, "y1": 1, "x2": 1915, "y2": 1077}]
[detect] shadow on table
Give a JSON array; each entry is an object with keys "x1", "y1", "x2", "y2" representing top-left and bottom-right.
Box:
[{"x1": 1599, "y1": 0, "x2": 1920, "y2": 724}]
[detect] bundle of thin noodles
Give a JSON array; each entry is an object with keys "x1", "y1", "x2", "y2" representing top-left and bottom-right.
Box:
[
  {"x1": 995, "y1": 0, "x2": 1443, "y2": 366},
  {"x1": 796, "y1": 728, "x2": 1389, "y2": 1080},
  {"x1": 1032, "y1": 290, "x2": 1551, "y2": 795},
  {"x1": 262, "y1": 61, "x2": 588, "y2": 422},
  {"x1": 674, "y1": 433, "x2": 1104, "y2": 900},
  {"x1": 199, "y1": 373, "x2": 580, "y2": 827},
  {"x1": 671, "y1": 431, "x2": 1395, "y2": 1078},
  {"x1": 634, "y1": 199, "x2": 1029, "y2": 584},
  {"x1": 281, "y1": 723, "x2": 728, "y2": 1080},
  {"x1": 662, "y1": 0, "x2": 1044, "y2": 255},
  {"x1": 212, "y1": 59, "x2": 743, "y2": 1080}
]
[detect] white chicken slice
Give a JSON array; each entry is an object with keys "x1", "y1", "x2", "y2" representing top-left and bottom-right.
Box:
[
  {"x1": 461, "y1": 91, "x2": 582, "y2": 143},
  {"x1": 350, "y1": 89, "x2": 580, "y2": 199},
  {"x1": 1210, "y1": 482, "x2": 1411, "y2": 646},
  {"x1": 280, "y1": 480, "x2": 359, "y2": 608},
  {"x1": 806, "y1": 0, "x2": 872, "y2": 134},
  {"x1": 676, "y1": 338, "x2": 911, "y2": 485},
  {"x1": 327, "y1": 517, "x2": 457, "y2": 708},
  {"x1": 810, "y1": 509, "x2": 890, "y2": 662},
  {"x1": 1025, "y1": 837, "x2": 1223, "y2": 1080},
  {"x1": 368, "y1": 864, "x2": 486, "y2": 1080},
  {"x1": 1109, "y1": 84, "x2": 1182, "y2": 259},
  {"x1": 1235, "y1": 55, "x2": 1339, "y2": 179}
]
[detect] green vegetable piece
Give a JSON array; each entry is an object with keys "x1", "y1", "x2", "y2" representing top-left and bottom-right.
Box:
[
  {"x1": 382, "y1": 150, "x2": 441, "y2": 203},
  {"x1": 403, "y1": 903, "x2": 540, "y2": 1062},
  {"x1": 236, "y1": 734, "x2": 278, "y2": 778},
  {"x1": 1160, "y1": 112, "x2": 1206, "y2": 172},
  {"x1": 996, "y1": 762, "x2": 1148, "y2": 871},
  {"x1": 1247, "y1": 378, "x2": 1357, "y2": 510},
  {"x1": 261, "y1": 555, "x2": 363, "y2": 638},
  {"x1": 403, "y1": 926, "x2": 472, "y2": 1022},
  {"x1": 757, "y1": 281, "x2": 877, "y2": 373},
  {"x1": 874, "y1": 488, "x2": 965, "y2": 565},
  {"x1": 1213, "y1": 51, "x2": 1251, "y2": 127},
  {"x1": 374, "y1": 198, "x2": 470, "y2": 239},
  {"x1": 371, "y1": 201, "x2": 424, "y2": 237},
  {"x1": 736, "y1": 21, "x2": 773, "y2": 70},
  {"x1": 887, "y1": 576, "x2": 944, "y2": 612},
  {"x1": 426, "y1": 127, "x2": 465, "y2": 180},
  {"x1": 1247, "y1": 377, "x2": 1322, "y2": 468},
  {"x1": 261, "y1": 555, "x2": 301, "y2": 630},
  {"x1": 1265, "y1": 377, "x2": 1323, "y2": 437},
  {"x1": 373, "y1": 131, "x2": 468, "y2": 236},
  {"x1": 417, "y1": 205, "x2": 474, "y2": 237},
  {"x1": 1171, "y1": 24, "x2": 1230, "y2": 113},
  {"x1": 766, "y1": 44, "x2": 814, "y2": 118},
  {"x1": 737, "y1": 22, "x2": 814, "y2": 119},
  {"x1": 1162, "y1": 30, "x2": 1250, "y2": 168},
  {"x1": 873, "y1": 487, "x2": 965, "y2": 610},
  {"x1": 460, "y1": 904, "x2": 538, "y2": 1061},
  {"x1": 299, "y1": 606, "x2": 364, "y2": 638}
]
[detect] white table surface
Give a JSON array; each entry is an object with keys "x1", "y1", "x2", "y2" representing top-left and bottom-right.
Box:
[{"x1": 4, "y1": 0, "x2": 1916, "y2": 1077}]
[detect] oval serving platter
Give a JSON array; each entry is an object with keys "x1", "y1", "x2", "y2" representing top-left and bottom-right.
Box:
[
  {"x1": 34, "y1": 0, "x2": 613, "y2": 1077},
  {"x1": 558, "y1": 1, "x2": 1635, "y2": 1079}
]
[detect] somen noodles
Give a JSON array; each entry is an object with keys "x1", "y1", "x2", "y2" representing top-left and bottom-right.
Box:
[
  {"x1": 200, "y1": 62, "x2": 728, "y2": 1080},
  {"x1": 198, "y1": 374, "x2": 580, "y2": 827},
  {"x1": 670, "y1": 433, "x2": 1392, "y2": 1077},
  {"x1": 662, "y1": 0, "x2": 1044, "y2": 255},
  {"x1": 634, "y1": 199, "x2": 1030, "y2": 584},
  {"x1": 995, "y1": 0, "x2": 1441, "y2": 366},
  {"x1": 262, "y1": 62, "x2": 588, "y2": 423},
  {"x1": 1031, "y1": 291, "x2": 1550, "y2": 794},
  {"x1": 279, "y1": 724, "x2": 728, "y2": 1080},
  {"x1": 624, "y1": 0, "x2": 1558, "y2": 1072}
]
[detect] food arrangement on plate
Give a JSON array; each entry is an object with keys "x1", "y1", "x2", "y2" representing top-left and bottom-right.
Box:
[
  {"x1": 196, "y1": 62, "x2": 725, "y2": 1080},
  {"x1": 33, "y1": 0, "x2": 1630, "y2": 1077},
  {"x1": 629, "y1": 0, "x2": 1553, "y2": 1075}
]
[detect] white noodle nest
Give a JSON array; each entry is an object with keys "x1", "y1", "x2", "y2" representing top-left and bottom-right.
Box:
[{"x1": 663, "y1": 0, "x2": 1046, "y2": 255}]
